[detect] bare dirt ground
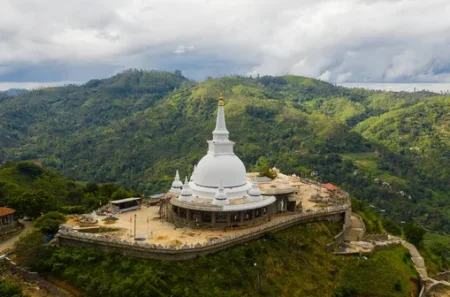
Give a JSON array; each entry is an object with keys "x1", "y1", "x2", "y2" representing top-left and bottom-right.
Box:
[{"x1": 65, "y1": 181, "x2": 335, "y2": 247}]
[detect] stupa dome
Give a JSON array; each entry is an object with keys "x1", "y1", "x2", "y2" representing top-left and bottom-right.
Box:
[{"x1": 194, "y1": 154, "x2": 247, "y2": 188}]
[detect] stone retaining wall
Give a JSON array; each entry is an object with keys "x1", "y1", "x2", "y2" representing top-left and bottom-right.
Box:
[
  {"x1": 0, "y1": 222, "x2": 24, "y2": 243},
  {"x1": 58, "y1": 205, "x2": 350, "y2": 260},
  {"x1": 363, "y1": 234, "x2": 389, "y2": 242},
  {"x1": 326, "y1": 228, "x2": 347, "y2": 251},
  {"x1": 433, "y1": 271, "x2": 450, "y2": 282},
  {"x1": 1, "y1": 258, "x2": 73, "y2": 297}
]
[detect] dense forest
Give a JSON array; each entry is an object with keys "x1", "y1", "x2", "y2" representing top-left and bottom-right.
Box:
[
  {"x1": 0, "y1": 69, "x2": 449, "y2": 234},
  {"x1": 0, "y1": 161, "x2": 136, "y2": 217}
]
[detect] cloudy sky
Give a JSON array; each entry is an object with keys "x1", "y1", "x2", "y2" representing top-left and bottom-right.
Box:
[{"x1": 1, "y1": 0, "x2": 450, "y2": 89}]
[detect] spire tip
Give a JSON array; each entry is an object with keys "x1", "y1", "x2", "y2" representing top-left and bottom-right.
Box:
[{"x1": 218, "y1": 91, "x2": 224, "y2": 106}]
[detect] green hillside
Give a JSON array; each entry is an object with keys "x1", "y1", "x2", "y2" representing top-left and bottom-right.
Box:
[
  {"x1": 1, "y1": 70, "x2": 450, "y2": 234},
  {"x1": 0, "y1": 161, "x2": 136, "y2": 217},
  {"x1": 29, "y1": 222, "x2": 418, "y2": 297}
]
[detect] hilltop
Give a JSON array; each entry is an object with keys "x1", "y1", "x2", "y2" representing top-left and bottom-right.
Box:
[
  {"x1": 0, "y1": 70, "x2": 450, "y2": 234},
  {"x1": 20, "y1": 221, "x2": 419, "y2": 297}
]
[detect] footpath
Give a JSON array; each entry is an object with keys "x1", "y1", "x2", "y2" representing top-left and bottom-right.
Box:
[
  {"x1": 342, "y1": 214, "x2": 450, "y2": 297},
  {"x1": 0, "y1": 220, "x2": 33, "y2": 254}
]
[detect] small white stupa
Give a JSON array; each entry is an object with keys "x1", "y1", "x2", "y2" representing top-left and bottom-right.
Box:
[
  {"x1": 170, "y1": 170, "x2": 183, "y2": 193},
  {"x1": 212, "y1": 182, "x2": 229, "y2": 206},
  {"x1": 247, "y1": 179, "x2": 263, "y2": 202},
  {"x1": 178, "y1": 177, "x2": 194, "y2": 202}
]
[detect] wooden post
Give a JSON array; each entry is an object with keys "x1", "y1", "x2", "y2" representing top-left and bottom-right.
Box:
[{"x1": 134, "y1": 214, "x2": 137, "y2": 238}]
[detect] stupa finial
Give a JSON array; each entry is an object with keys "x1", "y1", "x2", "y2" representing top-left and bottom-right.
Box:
[{"x1": 218, "y1": 91, "x2": 224, "y2": 106}]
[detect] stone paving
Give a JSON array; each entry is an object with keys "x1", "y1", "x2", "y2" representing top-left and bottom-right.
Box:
[{"x1": 399, "y1": 239, "x2": 428, "y2": 279}]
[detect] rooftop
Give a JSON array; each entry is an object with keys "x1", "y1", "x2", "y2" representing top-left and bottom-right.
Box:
[
  {"x1": 110, "y1": 197, "x2": 141, "y2": 204},
  {"x1": 323, "y1": 183, "x2": 340, "y2": 191},
  {"x1": 0, "y1": 207, "x2": 16, "y2": 216}
]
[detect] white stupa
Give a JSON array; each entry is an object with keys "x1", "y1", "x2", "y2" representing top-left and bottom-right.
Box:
[
  {"x1": 212, "y1": 182, "x2": 230, "y2": 206},
  {"x1": 169, "y1": 92, "x2": 277, "y2": 228},
  {"x1": 187, "y1": 92, "x2": 253, "y2": 200},
  {"x1": 247, "y1": 179, "x2": 263, "y2": 202},
  {"x1": 169, "y1": 170, "x2": 183, "y2": 193},
  {"x1": 178, "y1": 177, "x2": 194, "y2": 202}
]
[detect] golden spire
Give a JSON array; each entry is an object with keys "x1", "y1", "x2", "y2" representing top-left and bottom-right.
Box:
[{"x1": 218, "y1": 91, "x2": 224, "y2": 106}]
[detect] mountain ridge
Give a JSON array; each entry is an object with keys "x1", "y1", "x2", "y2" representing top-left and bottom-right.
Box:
[{"x1": 1, "y1": 69, "x2": 450, "y2": 233}]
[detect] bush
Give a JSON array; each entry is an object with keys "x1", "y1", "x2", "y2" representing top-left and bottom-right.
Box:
[
  {"x1": 258, "y1": 168, "x2": 277, "y2": 179},
  {"x1": 394, "y1": 279, "x2": 403, "y2": 291},
  {"x1": 59, "y1": 205, "x2": 86, "y2": 214},
  {"x1": 403, "y1": 223, "x2": 426, "y2": 246},
  {"x1": 14, "y1": 230, "x2": 45, "y2": 267},
  {"x1": 334, "y1": 284, "x2": 358, "y2": 297},
  {"x1": 34, "y1": 211, "x2": 66, "y2": 234},
  {"x1": 383, "y1": 218, "x2": 402, "y2": 236},
  {"x1": 0, "y1": 279, "x2": 26, "y2": 297},
  {"x1": 16, "y1": 161, "x2": 44, "y2": 178}
]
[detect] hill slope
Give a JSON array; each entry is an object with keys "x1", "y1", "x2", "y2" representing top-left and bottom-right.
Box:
[
  {"x1": 1, "y1": 70, "x2": 450, "y2": 233},
  {"x1": 32, "y1": 222, "x2": 419, "y2": 297}
]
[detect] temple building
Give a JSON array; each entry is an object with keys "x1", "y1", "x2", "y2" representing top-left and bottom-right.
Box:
[
  {"x1": 169, "y1": 93, "x2": 288, "y2": 228},
  {"x1": 0, "y1": 207, "x2": 17, "y2": 228}
]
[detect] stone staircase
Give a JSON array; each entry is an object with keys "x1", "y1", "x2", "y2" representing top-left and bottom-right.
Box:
[{"x1": 345, "y1": 213, "x2": 366, "y2": 241}]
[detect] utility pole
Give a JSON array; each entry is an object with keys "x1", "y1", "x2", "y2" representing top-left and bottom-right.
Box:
[{"x1": 134, "y1": 214, "x2": 137, "y2": 239}]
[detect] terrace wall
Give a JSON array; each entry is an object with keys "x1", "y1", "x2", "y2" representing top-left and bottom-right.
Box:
[{"x1": 57, "y1": 205, "x2": 351, "y2": 261}]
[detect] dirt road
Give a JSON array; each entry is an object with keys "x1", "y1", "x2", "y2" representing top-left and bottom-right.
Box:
[{"x1": 0, "y1": 220, "x2": 34, "y2": 253}]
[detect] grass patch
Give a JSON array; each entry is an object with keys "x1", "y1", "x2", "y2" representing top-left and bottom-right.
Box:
[
  {"x1": 334, "y1": 246, "x2": 419, "y2": 297},
  {"x1": 340, "y1": 152, "x2": 378, "y2": 172},
  {"x1": 423, "y1": 232, "x2": 450, "y2": 247},
  {"x1": 376, "y1": 173, "x2": 407, "y2": 186}
]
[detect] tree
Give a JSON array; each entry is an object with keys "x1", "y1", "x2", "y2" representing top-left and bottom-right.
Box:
[
  {"x1": 33, "y1": 211, "x2": 66, "y2": 234},
  {"x1": 14, "y1": 230, "x2": 45, "y2": 267},
  {"x1": 403, "y1": 223, "x2": 426, "y2": 246},
  {"x1": 0, "y1": 279, "x2": 26, "y2": 297},
  {"x1": 14, "y1": 190, "x2": 56, "y2": 218},
  {"x1": 16, "y1": 161, "x2": 44, "y2": 178}
]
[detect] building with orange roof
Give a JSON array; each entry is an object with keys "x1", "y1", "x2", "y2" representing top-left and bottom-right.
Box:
[
  {"x1": 0, "y1": 207, "x2": 16, "y2": 226},
  {"x1": 323, "y1": 183, "x2": 339, "y2": 191}
]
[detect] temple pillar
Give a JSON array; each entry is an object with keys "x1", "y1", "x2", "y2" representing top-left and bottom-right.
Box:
[
  {"x1": 251, "y1": 209, "x2": 255, "y2": 220},
  {"x1": 226, "y1": 213, "x2": 231, "y2": 226},
  {"x1": 186, "y1": 209, "x2": 191, "y2": 220},
  {"x1": 212, "y1": 212, "x2": 216, "y2": 227},
  {"x1": 177, "y1": 207, "x2": 180, "y2": 218},
  {"x1": 240, "y1": 211, "x2": 244, "y2": 222}
]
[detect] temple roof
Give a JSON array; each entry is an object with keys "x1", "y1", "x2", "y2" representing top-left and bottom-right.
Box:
[{"x1": 0, "y1": 207, "x2": 16, "y2": 216}]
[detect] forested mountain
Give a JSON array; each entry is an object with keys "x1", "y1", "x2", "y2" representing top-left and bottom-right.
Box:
[
  {"x1": 0, "y1": 88, "x2": 27, "y2": 96},
  {"x1": 1, "y1": 69, "x2": 449, "y2": 233}
]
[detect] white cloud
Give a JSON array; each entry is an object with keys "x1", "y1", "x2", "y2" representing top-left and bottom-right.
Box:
[
  {"x1": 1, "y1": 0, "x2": 450, "y2": 82},
  {"x1": 173, "y1": 45, "x2": 195, "y2": 54}
]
